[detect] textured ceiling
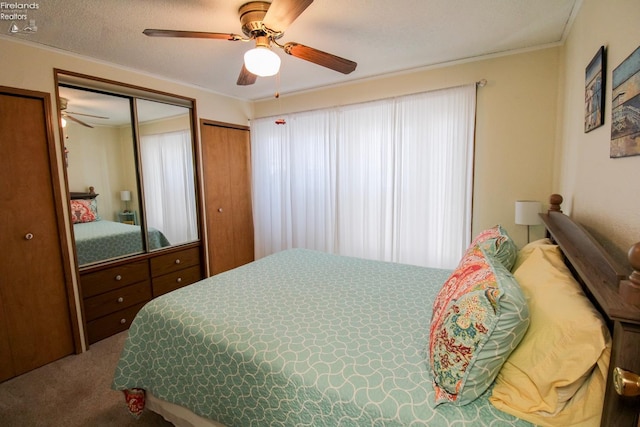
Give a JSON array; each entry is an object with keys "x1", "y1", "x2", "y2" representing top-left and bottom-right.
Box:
[{"x1": 2, "y1": 0, "x2": 579, "y2": 102}]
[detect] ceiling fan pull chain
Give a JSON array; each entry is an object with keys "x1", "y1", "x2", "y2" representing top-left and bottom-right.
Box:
[{"x1": 275, "y1": 72, "x2": 286, "y2": 125}]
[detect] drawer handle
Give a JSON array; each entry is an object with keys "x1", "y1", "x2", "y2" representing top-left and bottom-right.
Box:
[
  {"x1": 176, "y1": 277, "x2": 182, "y2": 283},
  {"x1": 24, "y1": 233, "x2": 34, "y2": 240},
  {"x1": 120, "y1": 318, "x2": 127, "y2": 324},
  {"x1": 175, "y1": 259, "x2": 181, "y2": 265},
  {"x1": 117, "y1": 297, "x2": 124, "y2": 303},
  {"x1": 115, "y1": 274, "x2": 122, "y2": 281}
]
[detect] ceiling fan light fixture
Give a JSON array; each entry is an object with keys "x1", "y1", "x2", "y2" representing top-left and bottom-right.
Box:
[{"x1": 244, "y1": 45, "x2": 281, "y2": 77}]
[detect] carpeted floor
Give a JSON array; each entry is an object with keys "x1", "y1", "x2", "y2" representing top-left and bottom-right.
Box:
[{"x1": 0, "y1": 331, "x2": 173, "y2": 427}]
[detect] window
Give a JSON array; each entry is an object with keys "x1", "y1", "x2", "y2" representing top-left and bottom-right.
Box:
[{"x1": 251, "y1": 84, "x2": 476, "y2": 269}]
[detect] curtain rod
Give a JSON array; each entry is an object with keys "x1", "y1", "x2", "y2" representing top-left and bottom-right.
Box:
[{"x1": 252, "y1": 80, "x2": 488, "y2": 122}]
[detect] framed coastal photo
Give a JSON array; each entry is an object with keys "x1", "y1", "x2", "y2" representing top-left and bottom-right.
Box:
[
  {"x1": 585, "y1": 46, "x2": 605, "y2": 133},
  {"x1": 611, "y1": 45, "x2": 640, "y2": 158}
]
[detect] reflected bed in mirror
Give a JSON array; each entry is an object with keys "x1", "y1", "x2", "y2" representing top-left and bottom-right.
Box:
[{"x1": 70, "y1": 188, "x2": 171, "y2": 265}]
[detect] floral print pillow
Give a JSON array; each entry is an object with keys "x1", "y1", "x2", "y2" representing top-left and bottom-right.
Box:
[
  {"x1": 466, "y1": 225, "x2": 518, "y2": 271},
  {"x1": 428, "y1": 245, "x2": 529, "y2": 405},
  {"x1": 70, "y1": 199, "x2": 97, "y2": 224}
]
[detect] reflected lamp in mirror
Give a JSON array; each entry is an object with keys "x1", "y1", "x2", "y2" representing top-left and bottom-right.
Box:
[
  {"x1": 515, "y1": 200, "x2": 541, "y2": 243},
  {"x1": 120, "y1": 190, "x2": 131, "y2": 212}
]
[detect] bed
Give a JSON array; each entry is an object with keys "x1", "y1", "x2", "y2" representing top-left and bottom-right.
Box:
[
  {"x1": 112, "y1": 195, "x2": 640, "y2": 426},
  {"x1": 70, "y1": 188, "x2": 171, "y2": 265}
]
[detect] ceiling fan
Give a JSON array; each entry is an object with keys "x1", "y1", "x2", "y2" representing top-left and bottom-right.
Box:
[
  {"x1": 143, "y1": 0, "x2": 357, "y2": 86},
  {"x1": 59, "y1": 97, "x2": 109, "y2": 128}
]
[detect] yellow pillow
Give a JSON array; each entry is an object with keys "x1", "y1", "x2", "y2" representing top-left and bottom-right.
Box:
[
  {"x1": 490, "y1": 246, "x2": 611, "y2": 426},
  {"x1": 511, "y1": 237, "x2": 555, "y2": 271}
]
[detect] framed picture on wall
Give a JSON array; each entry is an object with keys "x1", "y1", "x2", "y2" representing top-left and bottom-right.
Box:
[
  {"x1": 611, "y1": 45, "x2": 640, "y2": 158},
  {"x1": 584, "y1": 46, "x2": 606, "y2": 133}
]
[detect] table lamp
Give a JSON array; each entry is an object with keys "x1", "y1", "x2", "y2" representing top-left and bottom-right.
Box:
[
  {"x1": 515, "y1": 200, "x2": 541, "y2": 243},
  {"x1": 120, "y1": 190, "x2": 131, "y2": 212}
]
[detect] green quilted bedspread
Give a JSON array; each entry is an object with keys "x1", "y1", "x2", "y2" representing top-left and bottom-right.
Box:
[
  {"x1": 112, "y1": 249, "x2": 533, "y2": 426},
  {"x1": 74, "y1": 219, "x2": 171, "y2": 265}
]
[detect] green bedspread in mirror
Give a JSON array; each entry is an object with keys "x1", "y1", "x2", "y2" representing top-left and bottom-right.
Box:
[{"x1": 74, "y1": 219, "x2": 171, "y2": 265}]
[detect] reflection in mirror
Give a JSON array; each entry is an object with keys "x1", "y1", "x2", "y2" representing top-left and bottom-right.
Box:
[
  {"x1": 59, "y1": 86, "x2": 144, "y2": 266},
  {"x1": 57, "y1": 72, "x2": 200, "y2": 268},
  {"x1": 136, "y1": 99, "x2": 199, "y2": 248}
]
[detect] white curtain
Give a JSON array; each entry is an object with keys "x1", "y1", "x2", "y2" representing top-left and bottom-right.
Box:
[
  {"x1": 140, "y1": 130, "x2": 198, "y2": 245},
  {"x1": 251, "y1": 84, "x2": 475, "y2": 269}
]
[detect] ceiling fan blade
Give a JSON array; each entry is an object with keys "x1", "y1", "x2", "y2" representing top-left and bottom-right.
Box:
[
  {"x1": 284, "y1": 42, "x2": 357, "y2": 74},
  {"x1": 143, "y1": 29, "x2": 242, "y2": 40},
  {"x1": 64, "y1": 114, "x2": 94, "y2": 128},
  {"x1": 262, "y1": 0, "x2": 313, "y2": 33},
  {"x1": 237, "y1": 64, "x2": 258, "y2": 86},
  {"x1": 66, "y1": 111, "x2": 109, "y2": 119}
]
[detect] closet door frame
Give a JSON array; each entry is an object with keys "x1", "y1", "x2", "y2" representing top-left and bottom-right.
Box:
[{"x1": 0, "y1": 85, "x2": 81, "y2": 354}]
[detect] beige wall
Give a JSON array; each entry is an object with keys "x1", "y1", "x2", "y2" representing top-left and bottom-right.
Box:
[
  {"x1": 555, "y1": 0, "x2": 640, "y2": 265},
  {"x1": 65, "y1": 123, "x2": 126, "y2": 220},
  {"x1": 253, "y1": 48, "x2": 561, "y2": 248},
  {"x1": 139, "y1": 114, "x2": 191, "y2": 135},
  {"x1": 1, "y1": 38, "x2": 251, "y2": 126}
]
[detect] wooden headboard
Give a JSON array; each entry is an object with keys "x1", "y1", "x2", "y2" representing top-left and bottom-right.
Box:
[
  {"x1": 541, "y1": 194, "x2": 640, "y2": 426},
  {"x1": 69, "y1": 186, "x2": 98, "y2": 200}
]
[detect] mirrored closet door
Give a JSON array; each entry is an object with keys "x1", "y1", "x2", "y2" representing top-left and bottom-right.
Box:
[
  {"x1": 57, "y1": 74, "x2": 200, "y2": 267},
  {"x1": 137, "y1": 98, "x2": 199, "y2": 251},
  {"x1": 55, "y1": 70, "x2": 204, "y2": 344},
  {"x1": 60, "y1": 86, "x2": 143, "y2": 265}
]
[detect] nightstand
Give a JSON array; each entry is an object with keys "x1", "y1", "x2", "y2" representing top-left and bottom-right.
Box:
[{"x1": 118, "y1": 211, "x2": 138, "y2": 225}]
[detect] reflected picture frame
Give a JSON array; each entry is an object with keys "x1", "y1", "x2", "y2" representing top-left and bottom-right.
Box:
[{"x1": 585, "y1": 46, "x2": 606, "y2": 133}]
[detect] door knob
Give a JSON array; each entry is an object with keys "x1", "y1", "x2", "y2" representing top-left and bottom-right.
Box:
[{"x1": 218, "y1": 208, "x2": 223, "y2": 213}]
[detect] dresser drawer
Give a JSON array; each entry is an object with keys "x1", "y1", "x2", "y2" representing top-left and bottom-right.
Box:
[
  {"x1": 150, "y1": 247, "x2": 200, "y2": 277},
  {"x1": 152, "y1": 265, "x2": 202, "y2": 298},
  {"x1": 84, "y1": 281, "x2": 151, "y2": 322},
  {"x1": 81, "y1": 260, "x2": 150, "y2": 297},
  {"x1": 86, "y1": 302, "x2": 146, "y2": 344}
]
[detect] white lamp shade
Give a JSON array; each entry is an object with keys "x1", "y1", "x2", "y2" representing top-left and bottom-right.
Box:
[
  {"x1": 515, "y1": 200, "x2": 542, "y2": 225},
  {"x1": 120, "y1": 190, "x2": 131, "y2": 201},
  {"x1": 244, "y1": 47, "x2": 281, "y2": 77}
]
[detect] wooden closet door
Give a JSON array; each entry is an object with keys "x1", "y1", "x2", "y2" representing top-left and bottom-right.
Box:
[
  {"x1": 201, "y1": 121, "x2": 254, "y2": 275},
  {"x1": 0, "y1": 88, "x2": 74, "y2": 381}
]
